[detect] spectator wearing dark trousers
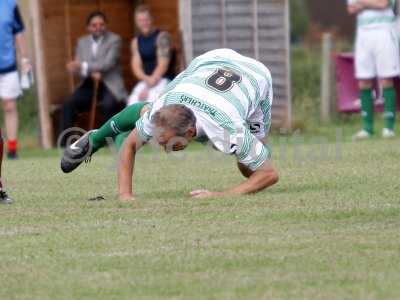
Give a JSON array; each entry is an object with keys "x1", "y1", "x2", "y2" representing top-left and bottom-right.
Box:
[{"x1": 62, "y1": 11, "x2": 127, "y2": 139}]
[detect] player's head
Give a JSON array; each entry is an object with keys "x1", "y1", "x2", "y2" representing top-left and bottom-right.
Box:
[
  {"x1": 151, "y1": 104, "x2": 196, "y2": 152},
  {"x1": 134, "y1": 5, "x2": 153, "y2": 36},
  {"x1": 86, "y1": 11, "x2": 108, "y2": 39}
]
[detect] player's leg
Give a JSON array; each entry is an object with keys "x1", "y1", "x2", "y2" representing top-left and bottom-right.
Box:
[
  {"x1": 0, "y1": 71, "x2": 21, "y2": 159},
  {"x1": 376, "y1": 27, "x2": 400, "y2": 138},
  {"x1": 114, "y1": 131, "x2": 131, "y2": 150},
  {"x1": 0, "y1": 129, "x2": 13, "y2": 204},
  {"x1": 2, "y1": 99, "x2": 19, "y2": 159},
  {"x1": 356, "y1": 79, "x2": 375, "y2": 138},
  {"x1": 380, "y1": 78, "x2": 396, "y2": 138},
  {"x1": 353, "y1": 29, "x2": 375, "y2": 140},
  {"x1": 89, "y1": 102, "x2": 148, "y2": 152},
  {"x1": 61, "y1": 102, "x2": 148, "y2": 173}
]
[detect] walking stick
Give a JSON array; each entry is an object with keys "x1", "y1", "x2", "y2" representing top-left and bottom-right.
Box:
[{"x1": 88, "y1": 78, "x2": 99, "y2": 130}]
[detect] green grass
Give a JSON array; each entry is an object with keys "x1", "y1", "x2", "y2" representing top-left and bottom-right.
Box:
[{"x1": 1, "y1": 126, "x2": 400, "y2": 300}]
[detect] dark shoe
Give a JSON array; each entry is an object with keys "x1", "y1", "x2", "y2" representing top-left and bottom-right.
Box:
[
  {"x1": 7, "y1": 151, "x2": 18, "y2": 160},
  {"x1": 0, "y1": 190, "x2": 13, "y2": 204},
  {"x1": 61, "y1": 130, "x2": 94, "y2": 173}
]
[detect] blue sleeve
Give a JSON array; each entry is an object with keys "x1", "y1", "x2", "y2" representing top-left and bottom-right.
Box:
[{"x1": 12, "y1": 5, "x2": 25, "y2": 35}]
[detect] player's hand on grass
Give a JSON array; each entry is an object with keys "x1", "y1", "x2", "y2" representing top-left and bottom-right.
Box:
[{"x1": 190, "y1": 190, "x2": 224, "y2": 199}]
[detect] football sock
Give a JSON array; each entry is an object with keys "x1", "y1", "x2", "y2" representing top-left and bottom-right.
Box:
[
  {"x1": 114, "y1": 132, "x2": 131, "y2": 150},
  {"x1": 90, "y1": 102, "x2": 147, "y2": 151},
  {"x1": 383, "y1": 86, "x2": 396, "y2": 130},
  {"x1": 360, "y1": 88, "x2": 374, "y2": 134},
  {"x1": 7, "y1": 140, "x2": 17, "y2": 154}
]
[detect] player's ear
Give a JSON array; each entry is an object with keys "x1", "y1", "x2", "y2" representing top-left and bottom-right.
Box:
[{"x1": 186, "y1": 127, "x2": 196, "y2": 139}]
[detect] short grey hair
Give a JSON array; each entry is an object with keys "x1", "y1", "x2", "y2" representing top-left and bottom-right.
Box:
[{"x1": 151, "y1": 104, "x2": 196, "y2": 136}]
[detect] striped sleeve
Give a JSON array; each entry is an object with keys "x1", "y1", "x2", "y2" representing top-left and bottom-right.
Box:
[
  {"x1": 204, "y1": 122, "x2": 271, "y2": 171},
  {"x1": 235, "y1": 128, "x2": 271, "y2": 171},
  {"x1": 135, "y1": 111, "x2": 153, "y2": 142}
]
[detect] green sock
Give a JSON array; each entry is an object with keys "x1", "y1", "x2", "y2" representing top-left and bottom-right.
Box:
[
  {"x1": 114, "y1": 131, "x2": 131, "y2": 150},
  {"x1": 383, "y1": 87, "x2": 396, "y2": 130},
  {"x1": 89, "y1": 102, "x2": 147, "y2": 151},
  {"x1": 360, "y1": 88, "x2": 374, "y2": 134}
]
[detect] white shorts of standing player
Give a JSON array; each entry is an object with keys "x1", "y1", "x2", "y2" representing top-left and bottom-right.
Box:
[
  {"x1": 0, "y1": 71, "x2": 22, "y2": 100},
  {"x1": 127, "y1": 78, "x2": 170, "y2": 106},
  {"x1": 355, "y1": 24, "x2": 400, "y2": 79}
]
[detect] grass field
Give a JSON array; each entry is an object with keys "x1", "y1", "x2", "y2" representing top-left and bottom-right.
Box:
[{"x1": 1, "y1": 129, "x2": 400, "y2": 300}]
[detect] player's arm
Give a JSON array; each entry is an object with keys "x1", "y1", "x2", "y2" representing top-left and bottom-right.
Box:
[
  {"x1": 148, "y1": 32, "x2": 172, "y2": 86},
  {"x1": 131, "y1": 38, "x2": 148, "y2": 81},
  {"x1": 191, "y1": 161, "x2": 278, "y2": 199},
  {"x1": 191, "y1": 130, "x2": 278, "y2": 198},
  {"x1": 118, "y1": 109, "x2": 153, "y2": 201},
  {"x1": 230, "y1": 161, "x2": 278, "y2": 194},
  {"x1": 118, "y1": 129, "x2": 144, "y2": 201}
]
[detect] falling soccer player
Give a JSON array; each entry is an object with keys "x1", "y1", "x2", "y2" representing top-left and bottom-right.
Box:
[{"x1": 61, "y1": 49, "x2": 279, "y2": 201}]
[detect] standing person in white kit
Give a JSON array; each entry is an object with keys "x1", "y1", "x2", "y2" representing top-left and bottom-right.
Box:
[{"x1": 348, "y1": 0, "x2": 400, "y2": 140}]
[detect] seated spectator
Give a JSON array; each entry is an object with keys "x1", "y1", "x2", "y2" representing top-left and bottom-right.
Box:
[
  {"x1": 61, "y1": 11, "x2": 127, "y2": 135},
  {"x1": 128, "y1": 5, "x2": 174, "y2": 106}
]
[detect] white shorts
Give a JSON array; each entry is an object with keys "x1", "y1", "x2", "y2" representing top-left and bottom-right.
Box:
[
  {"x1": 355, "y1": 25, "x2": 400, "y2": 79},
  {"x1": 0, "y1": 71, "x2": 21, "y2": 100},
  {"x1": 127, "y1": 78, "x2": 169, "y2": 106}
]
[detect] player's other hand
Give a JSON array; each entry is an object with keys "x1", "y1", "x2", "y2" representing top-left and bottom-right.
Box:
[
  {"x1": 190, "y1": 190, "x2": 224, "y2": 199},
  {"x1": 119, "y1": 193, "x2": 135, "y2": 202}
]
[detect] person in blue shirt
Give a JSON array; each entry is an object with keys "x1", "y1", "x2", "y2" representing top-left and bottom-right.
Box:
[
  {"x1": 0, "y1": 0, "x2": 31, "y2": 203},
  {"x1": 128, "y1": 5, "x2": 175, "y2": 106},
  {"x1": 0, "y1": 0, "x2": 31, "y2": 161}
]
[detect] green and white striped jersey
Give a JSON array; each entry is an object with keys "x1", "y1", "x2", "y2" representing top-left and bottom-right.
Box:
[
  {"x1": 347, "y1": 0, "x2": 396, "y2": 28},
  {"x1": 135, "y1": 49, "x2": 273, "y2": 171}
]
